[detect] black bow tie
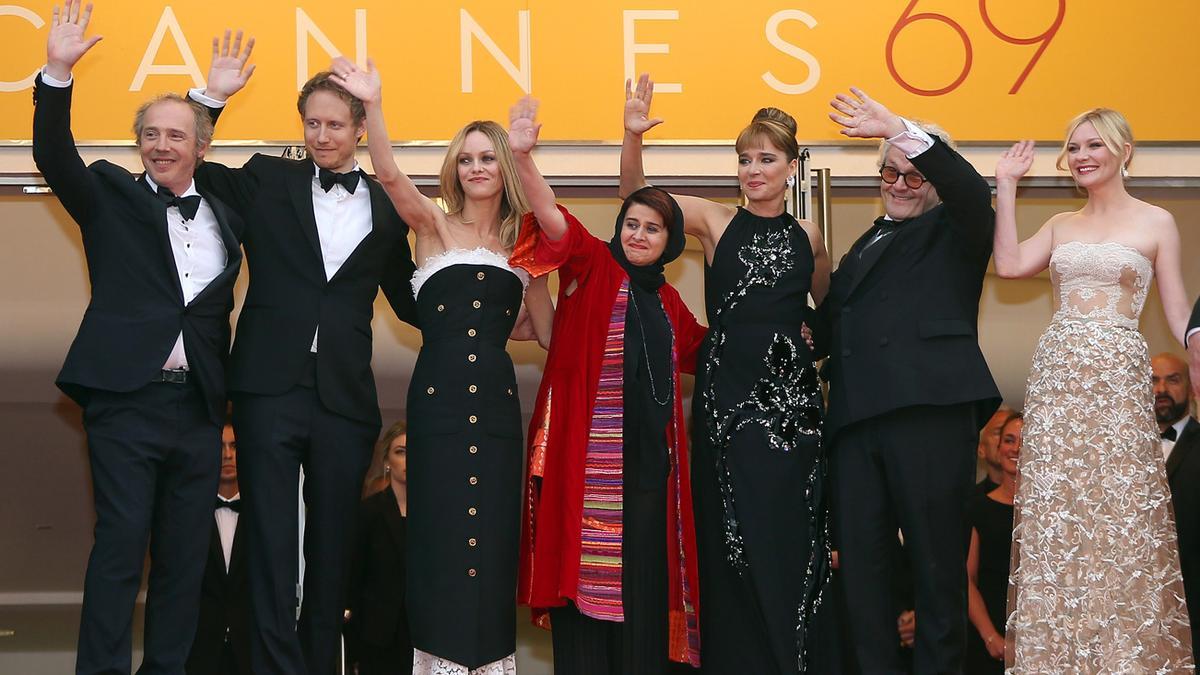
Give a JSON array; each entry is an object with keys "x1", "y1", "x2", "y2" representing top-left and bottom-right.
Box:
[
  {"x1": 318, "y1": 168, "x2": 361, "y2": 194},
  {"x1": 155, "y1": 186, "x2": 202, "y2": 222},
  {"x1": 1163, "y1": 427, "x2": 1179, "y2": 442},
  {"x1": 216, "y1": 498, "x2": 241, "y2": 513}
]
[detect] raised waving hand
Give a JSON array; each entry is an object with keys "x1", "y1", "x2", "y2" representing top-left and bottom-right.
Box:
[
  {"x1": 624, "y1": 74, "x2": 664, "y2": 136},
  {"x1": 203, "y1": 29, "x2": 256, "y2": 101},
  {"x1": 46, "y1": 0, "x2": 103, "y2": 81},
  {"x1": 996, "y1": 140, "x2": 1035, "y2": 184},
  {"x1": 508, "y1": 95, "x2": 566, "y2": 240},
  {"x1": 507, "y1": 95, "x2": 542, "y2": 156},
  {"x1": 828, "y1": 87, "x2": 905, "y2": 140},
  {"x1": 328, "y1": 57, "x2": 443, "y2": 235},
  {"x1": 329, "y1": 56, "x2": 382, "y2": 104}
]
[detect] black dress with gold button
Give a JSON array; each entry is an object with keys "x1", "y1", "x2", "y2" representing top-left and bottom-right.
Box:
[{"x1": 405, "y1": 249, "x2": 527, "y2": 671}]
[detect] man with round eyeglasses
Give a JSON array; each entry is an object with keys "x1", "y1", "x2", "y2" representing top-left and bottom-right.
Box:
[{"x1": 816, "y1": 87, "x2": 1001, "y2": 674}]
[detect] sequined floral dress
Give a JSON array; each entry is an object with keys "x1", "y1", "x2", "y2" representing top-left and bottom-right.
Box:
[
  {"x1": 1007, "y1": 241, "x2": 1193, "y2": 673},
  {"x1": 691, "y1": 208, "x2": 828, "y2": 674}
]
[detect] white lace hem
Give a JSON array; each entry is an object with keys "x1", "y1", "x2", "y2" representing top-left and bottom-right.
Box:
[
  {"x1": 412, "y1": 649, "x2": 516, "y2": 675},
  {"x1": 411, "y1": 247, "x2": 530, "y2": 299}
]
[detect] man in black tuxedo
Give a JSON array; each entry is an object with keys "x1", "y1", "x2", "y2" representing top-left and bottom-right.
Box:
[
  {"x1": 187, "y1": 420, "x2": 251, "y2": 675},
  {"x1": 178, "y1": 36, "x2": 418, "y2": 675},
  {"x1": 819, "y1": 88, "x2": 1001, "y2": 673},
  {"x1": 1153, "y1": 352, "x2": 1200, "y2": 655},
  {"x1": 32, "y1": 3, "x2": 243, "y2": 673}
]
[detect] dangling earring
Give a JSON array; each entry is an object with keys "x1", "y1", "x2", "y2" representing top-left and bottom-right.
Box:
[
  {"x1": 384, "y1": 465, "x2": 391, "y2": 475},
  {"x1": 786, "y1": 175, "x2": 796, "y2": 188},
  {"x1": 1121, "y1": 165, "x2": 1129, "y2": 179}
]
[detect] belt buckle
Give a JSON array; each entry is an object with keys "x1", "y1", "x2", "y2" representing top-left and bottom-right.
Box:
[{"x1": 159, "y1": 369, "x2": 189, "y2": 384}]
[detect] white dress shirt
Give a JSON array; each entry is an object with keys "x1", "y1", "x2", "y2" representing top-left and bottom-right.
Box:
[
  {"x1": 1162, "y1": 417, "x2": 1191, "y2": 463},
  {"x1": 143, "y1": 175, "x2": 228, "y2": 370},
  {"x1": 188, "y1": 89, "x2": 373, "y2": 354},
  {"x1": 215, "y1": 493, "x2": 240, "y2": 572}
]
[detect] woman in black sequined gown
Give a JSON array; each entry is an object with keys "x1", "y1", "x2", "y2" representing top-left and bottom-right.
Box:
[{"x1": 621, "y1": 76, "x2": 832, "y2": 674}]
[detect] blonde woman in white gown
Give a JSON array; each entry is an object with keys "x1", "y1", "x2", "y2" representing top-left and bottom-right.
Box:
[{"x1": 993, "y1": 109, "x2": 1194, "y2": 672}]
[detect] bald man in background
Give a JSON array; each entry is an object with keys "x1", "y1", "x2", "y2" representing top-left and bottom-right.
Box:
[{"x1": 1153, "y1": 352, "x2": 1200, "y2": 656}]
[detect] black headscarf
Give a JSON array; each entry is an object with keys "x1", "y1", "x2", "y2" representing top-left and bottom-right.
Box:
[{"x1": 607, "y1": 186, "x2": 686, "y2": 291}]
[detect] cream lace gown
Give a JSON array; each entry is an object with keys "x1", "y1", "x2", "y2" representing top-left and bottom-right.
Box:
[{"x1": 1007, "y1": 241, "x2": 1193, "y2": 673}]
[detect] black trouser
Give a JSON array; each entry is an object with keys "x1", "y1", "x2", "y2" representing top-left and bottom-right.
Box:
[
  {"x1": 233, "y1": 376, "x2": 378, "y2": 675},
  {"x1": 76, "y1": 381, "x2": 220, "y2": 675},
  {"x1": 831, "y1": 403, "x2": 977, "y2": 675}
]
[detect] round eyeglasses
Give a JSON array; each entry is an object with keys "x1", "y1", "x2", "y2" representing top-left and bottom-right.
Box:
[{"x1": 879, "y1": 165, "x2": 928, "y2": 189}]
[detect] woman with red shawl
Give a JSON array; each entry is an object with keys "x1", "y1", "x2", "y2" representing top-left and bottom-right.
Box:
[{"x1": 507, "y1": 97, "x2": 706, "y2": 673}]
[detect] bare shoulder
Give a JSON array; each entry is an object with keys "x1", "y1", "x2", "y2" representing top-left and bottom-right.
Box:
[{"x1": 796, "y1": 218, "x2": 826, "y2": 247}]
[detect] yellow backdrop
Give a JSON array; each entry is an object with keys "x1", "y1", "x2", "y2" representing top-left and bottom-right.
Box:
[{"x1": 2, "y1": 0, "x2": 1196, "y2": 142}]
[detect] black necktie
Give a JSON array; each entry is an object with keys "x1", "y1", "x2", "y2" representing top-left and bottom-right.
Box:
[
  {"x1": 1163, "y1": 427, "x2": 1179, "y2": 442},
  {"x1": 318, "y1": 168, "x2": 361, "y2": 194},
  {"x1": 216, "y1": 497, "x2": 241, "y2": 513},
  {"x1": 155, "y1": 186, "x2": 202, "y2": 222}
]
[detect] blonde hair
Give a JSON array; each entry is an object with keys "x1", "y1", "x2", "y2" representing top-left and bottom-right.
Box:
[
  {"x1": 735, "y1": 107, "x2": 800, "y2": 161},
  {"x1": 1056, "y1": 108, "x2": 1133, "y2": 172},
  {"x1": 439, "y1": 121, "x2": 529, "y2": 250},
  {"x1": 878, "y1": 119, "x2": 955, "y2": 166}
]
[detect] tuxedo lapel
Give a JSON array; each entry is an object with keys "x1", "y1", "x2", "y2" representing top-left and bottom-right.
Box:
[
  {"x1": 228, "y1": 515, "x2": 246, "y2": 583},
  {"x1": 206, "y1": 518, "x2": 225, "y2": 578},
  {"x1": 1167, "y1": 418, "x2": 1200, "y2": 480},
  {"x1": 844, "y1": 219, "x2": 900, "y2": 299},
  {"x1": 329, "y1": 178, "x2": 385, "y2": 284},
  {"x1": 286, "y1": 159, "x2": 324, "y2": 264},
  {"x1": 139, "y1": 175, "x2": 186, "y2": 304}
]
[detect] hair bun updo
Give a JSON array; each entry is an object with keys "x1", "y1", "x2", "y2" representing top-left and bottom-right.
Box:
[
  {"x1": 751, "y1": 107, "x2": 798, "y2": 137},
  {"x1": 737, "y1": 107, "x2": 800, "y2": 161}
]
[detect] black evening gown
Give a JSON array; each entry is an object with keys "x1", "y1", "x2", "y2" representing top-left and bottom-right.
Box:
[
  {"x1": 405, "y1": 255, "x2": 525, "y2": 669},
  {"x1": 966, "y1": 493, "x2": 1013, "y2": 675},
  {"x1": 691, "y1": 208, "x2": 828, "y2": 674}
]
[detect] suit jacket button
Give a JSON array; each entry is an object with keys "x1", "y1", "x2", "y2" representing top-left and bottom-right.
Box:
[
  {"x1": 468, "y1": 538, "x2": 477, "y2": 547},
  {"x1": 468, "y1": 507, "x2": 477, "y2": 516},
  {"x1": 468, "y1": 568, "x2": 477, "y2": 577},
  {"x1": 469, "y1": 476, "x2": 478, "y2": 485},
  {"x1": 468, "y1": 328, "x2": 477, "y2": 337},
  {"x1": 472, "y1": 300, "x2": 482, "y2": 309},
  {"x1": 469, "y1": 385, "x2": 478, "y2": 393},
  {"x1": 469, "y1": 415, "x2": 478, "y2": 424},
  {"x1": 437, "y1": 304, "x2": 445, "y2": 312},
  {"x1": 426, "y1": 386, "x2": 435, "y2": 395},
  {"x1": 469, "y1": 445, "x2": 478, "y2": 454},
  {"x1": 477, "y1": 271, "x2": 486, "y2": 280},
  {"x1": 505, "y1": 309, "x2": 512, "y2": 316},
  {"x1": 468, "y1": 354, "x2": 477, "y2": 363}
]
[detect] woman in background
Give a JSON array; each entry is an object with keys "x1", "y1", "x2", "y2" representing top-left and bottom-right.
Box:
[{"x1": 345, "y1": 421, "x2": 411, "y2": 675}]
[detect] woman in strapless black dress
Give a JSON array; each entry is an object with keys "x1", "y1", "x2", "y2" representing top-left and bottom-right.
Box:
[
  {"x1": 620, "y1": 75, "x2": 832, "y2": 674},
  {"x1": 332, "y1": 59, "x2": 553, "y2": 674}
]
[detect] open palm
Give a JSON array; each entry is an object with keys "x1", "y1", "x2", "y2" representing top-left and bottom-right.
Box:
[
  {"x1": 508, "y1": 96, "x2": 541, "y2": 154},
  {"x1": 996, "y1": 140, "x2": 1035, "y2": 183},
  {"x1": 47, "y1": 0, "x2": 102, "y2": 73},
  {"x1": 828, "y1": 88, "x2": 901, "y2": 139},
  {"x1": 329, "y1": 57, "x2": 381, "y2": 104},
  {"x1": 205, "y1": 29, "x2": 255, "y2": 100},
  {"x1": 624, "y1": 74, "x2": 663, "y2": 135}
]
